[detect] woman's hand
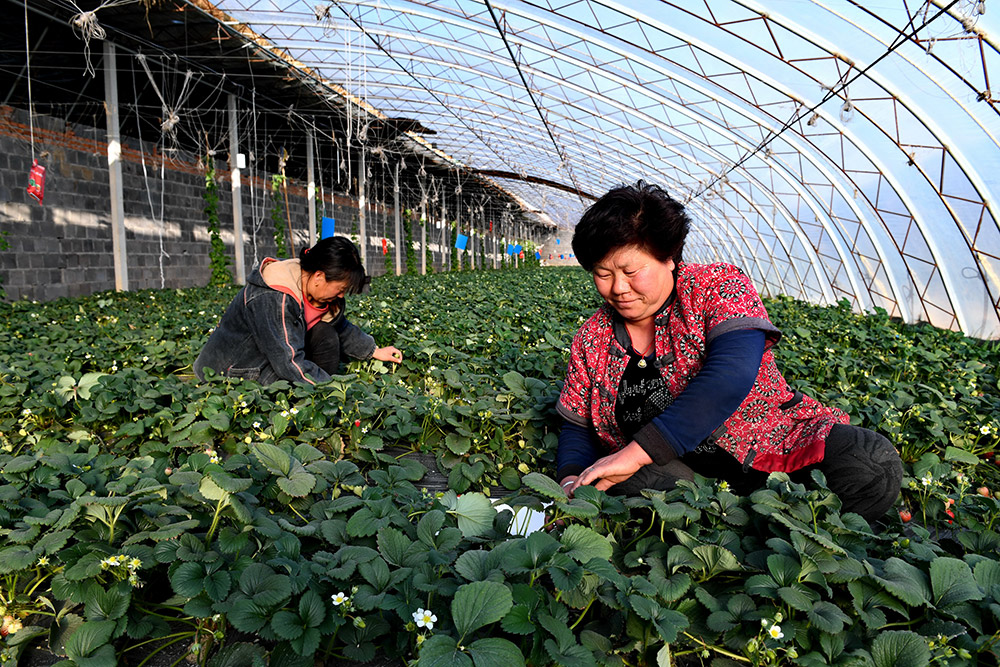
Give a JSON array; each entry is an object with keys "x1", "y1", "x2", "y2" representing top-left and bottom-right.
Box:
[
  {"x1": 372, "y1": 346, "x2": 404, "y2": 364},
  {"x1": 570, "y1": 442, "x2": 652, "y2": 493},
  {"x1": 559, "y1": 475, "x2": 579, "y2": 498}
]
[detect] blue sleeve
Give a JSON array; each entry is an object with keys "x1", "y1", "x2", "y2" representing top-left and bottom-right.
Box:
[
  {"x1": 329, "y1": 298, "x2": 377, "y2": 360},
  {"x1": 556, "y1": 420, "x2": 604, "y2": 481},
  {"x1": 633, "y1": 329, "x2": 766, "y2": 464}
]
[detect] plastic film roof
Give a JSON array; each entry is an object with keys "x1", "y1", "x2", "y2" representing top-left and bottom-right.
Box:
[{"x1": 207, "y1": 0, "x2": 1000, "y2": 337}]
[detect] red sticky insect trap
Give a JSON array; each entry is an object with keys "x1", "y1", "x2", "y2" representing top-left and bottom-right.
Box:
[
  {"x1": 381, "y1": 238, "x2": 389, "y2": 255},
  {"x1": 26, "y1": 159, "x2": 46, "y2": 205}
]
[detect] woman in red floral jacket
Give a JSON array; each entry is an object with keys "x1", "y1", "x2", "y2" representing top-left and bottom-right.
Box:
[{"x1": 558, "y1": 181, "x2": 901, "y2": 523}]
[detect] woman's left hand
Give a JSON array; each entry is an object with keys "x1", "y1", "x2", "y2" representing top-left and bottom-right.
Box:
[
  {"x1": 372, "y1": 346, "x2": 404, "y2": 364},
  {"x1": 571, "y1": 442, "x2": 652, "y2": 493}
]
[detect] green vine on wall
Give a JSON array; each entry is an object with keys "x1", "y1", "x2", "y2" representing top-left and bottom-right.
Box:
[
  {"x1": 0, "y1": 230, "x2": 9, "y2": 299},
  {"x1": 202, "y1": 157, "x2": 232, "y2": 287},
  {"x1": 270, "y1": 175, "x2": 288, "y2": 259},
  {"x1": 404, "y1": 209, "x2": 417, "y2": 275}
]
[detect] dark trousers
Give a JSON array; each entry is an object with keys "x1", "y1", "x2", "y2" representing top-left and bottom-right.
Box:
[
  {"x1": 305, "y1": 321, "x2": 343, "y2": 375},
  {"x1": 610, "y1": 425, "x2": 902, "y2": 524}
]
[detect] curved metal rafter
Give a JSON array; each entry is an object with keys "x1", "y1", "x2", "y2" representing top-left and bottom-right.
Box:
[{"x1": 209, "y1": 0, "x2": 1000, "y2": 337}]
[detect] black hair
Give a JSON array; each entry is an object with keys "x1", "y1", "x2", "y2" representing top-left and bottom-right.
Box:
[
  {"x1": 572, "y1": 180, "x2": 691, "y2": 272},
  {"x1": 299, "y1": 236, "x2": 368, "y2": 294}
]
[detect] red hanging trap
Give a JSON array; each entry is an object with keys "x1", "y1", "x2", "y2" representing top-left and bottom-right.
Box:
[
  {"x1": 26, "y1": 159, "x2": 46, "y2": 205},
  {"x1": 381, "y1": 238, "x2": 389, "y2": 255}
]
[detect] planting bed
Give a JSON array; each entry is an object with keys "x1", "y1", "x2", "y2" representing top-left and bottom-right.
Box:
[{"x1": 0, "y1": 266, "x2": 998, "y2": 666}]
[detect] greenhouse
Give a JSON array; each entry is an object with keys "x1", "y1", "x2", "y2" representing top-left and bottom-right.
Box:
[{"x1": 0, "y1": 0, "x2": 998, "y2": 665}]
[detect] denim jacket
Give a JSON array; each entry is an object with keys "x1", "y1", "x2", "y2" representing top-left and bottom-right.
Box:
[{"x1": 194, "y1": 258, "x2": 376, "y2": 385}]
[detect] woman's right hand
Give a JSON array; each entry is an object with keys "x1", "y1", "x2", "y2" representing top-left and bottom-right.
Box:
[
  {"x1": 559, "y1": 475, "x2": 579, "y2": 498},
  {"x1": 372, "y1": 346, "x2": 403, "y2": 364}
]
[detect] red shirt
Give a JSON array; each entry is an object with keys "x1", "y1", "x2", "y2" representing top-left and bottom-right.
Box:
[{"x1": 557, "y1": 262, "x2": 848, "y2": 473}]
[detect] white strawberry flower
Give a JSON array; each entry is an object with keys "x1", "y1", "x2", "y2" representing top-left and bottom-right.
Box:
[{"x1": 412, "y1": 608, "x2": 437, "y2": 630}]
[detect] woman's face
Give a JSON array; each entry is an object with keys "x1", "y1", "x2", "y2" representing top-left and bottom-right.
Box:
[
  {"x1": 304, "y1": 271, "x2": 349, "y2": 307},
  {"x1": 592, "y1": 245, "x2": 675, "y2": 325}
]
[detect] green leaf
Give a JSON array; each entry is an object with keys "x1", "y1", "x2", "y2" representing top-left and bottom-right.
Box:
[
  {"x1": 778, "y1": 586, "x2": 815, "y2": 612},
  {"x1": 0, "y1": 545, "x2": 37, "y2": 574},
  {"x1": 871, "y1": 630, "x2": 930, "y2": 667},
  {"x1": 418, "y1": 635, "x2": 472, "y2": 667},
  {"x1": 270, "y1": 610, "x2": 304, "y2": 640},
  {"x1": 377, "y1": 526, "x2": 412, "y2": 566},
  {"x1": 203, "y1": 570, "x2": 231, "y2": 602},
  {"x1": 467, "y1": 637, "x2": 525, "y2": 667},
  {"x1": 49, "y1": 612, "x2": 85, "y2": 657},
  {"x1": 875, "y1": 558, "x2": 931, "y2": 606},
  {"x1": 502, "y1": 371, "x2": 526, "y2": 395},
  {"x1": 807, "y1": 600, "x2": 852, "y2": 635},
  {"x1": 454, "y1": 550, "x2": 492, "y2": 582},
  {"x1": 208, "y1": 412, "x2": 231, "y2": 431},
  {"x1": 3, "y1": 455, "x2": 37, "y2": 474},
  {"x1": 692, "y1": 545, "x2": 742, "y2": 577},
  {"x1": 170, "y1": 562, "x2": 206, "y2": 598},
  {"x1": 206, "y1": 642, "x2": 267, "y2": 667},
  {"x1": 560, "y1": 525, "x2": 612, "y2": 563},
  {"x1": 943, "y1": 446, "x2": 980, "y2": 465},
  {"x1": 446, "y1": 433, "x2": 472, "y2": 455},
  {"x1": 76, "y1": 373, "x2": 106, "y2": 400},
  {"x1": 521, "y1": 472, "x2": 566, "y2": 500},
  {"x1": 290, "y1": 626, "x2": 321, "y2": 657},
  {"x1": 452, "y1": 581, "x2": 513, "y2": 637},
  {"x1": 86, "y1": 588, "x2": 130, "y2": 621},
  {"x1": 299, "y1": 590, "x2": 325, "y2": 627},
  {"x1": 930, "y1": 557, "x2": 983, "y2": 608},
  {"x1": 501, "y1": 606, "x2": 535, "y2": 635},
  {"x1": 277, "y1": 468, "x2": 317, "y2": 497},
  {"x1": 251, "y1": 442, "x2": 291, "y2": 476},
  {"x1": 75, "y1": 643, "x2": 117, "y2": 667},
  {"x1": 447, "y1": 494, "x2": 495, "y2": 538},
  {"x1": 199, "y1": 476, "x2": 230, "y2": 501},
  {"x1": 227, "y1": 600, "x2": 269, "y2": 633},
  {"x1": 417, "y1": 511, "x2": 446, "y2": 547},
  {"x1": 65, "y1": 620, "x2": 116, "y2": 660}
]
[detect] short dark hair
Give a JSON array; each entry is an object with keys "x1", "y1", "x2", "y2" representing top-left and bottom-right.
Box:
[
  {"x1": 572, "y1": 181, "x2": 690, "y2": 272},
  {"x1": 299, "y1": 236, "x2": 368, "y2": 294}
]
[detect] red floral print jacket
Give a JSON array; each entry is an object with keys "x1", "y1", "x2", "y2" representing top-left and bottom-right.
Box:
[{"x1": 556, "y1": 262, "x2": 848, "y2": 473}]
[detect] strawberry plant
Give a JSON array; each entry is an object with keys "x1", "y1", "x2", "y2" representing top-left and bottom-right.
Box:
[{"x1": 0, "y1": 268, "x2": 997, "y2": 665}]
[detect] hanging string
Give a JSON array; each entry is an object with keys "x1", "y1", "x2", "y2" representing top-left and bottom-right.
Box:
[
  {"x1": 129, "y1": 60, "x2": 169, "y2": 288},
  {"x1": 68, "y1": 0, "x2": 139, "y2": 77},
  {"x1": 24, "y1": 0, "x2": 35, "y2": 162}
]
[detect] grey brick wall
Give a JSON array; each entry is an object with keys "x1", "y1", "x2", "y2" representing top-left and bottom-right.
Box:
[{"x1": 0, "y1": 106, "x2": 388, "y2": 302}]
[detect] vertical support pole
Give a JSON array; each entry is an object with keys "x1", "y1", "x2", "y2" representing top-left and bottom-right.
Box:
[
  {"x1": 103, "y1": 42, "x2": 128, "y2": 291},
  {"x1": 228, "y1": 94, "x2": 246, "y2": 285},
  {"x1": 420, "y1": 196, "x2": 427, "y2": 276},
  {"x1": 393, "y1": 162, "x2": 402, "y2": 276},
  {"x1": 306, "y1": 127, "x2": 316, "y2": 248},
  {"x1": 441, "y1": 188, "x2": 449, "y2": 272},
  {"x1": 358, "y1": 146, "x2": 367, "y2": 267}
]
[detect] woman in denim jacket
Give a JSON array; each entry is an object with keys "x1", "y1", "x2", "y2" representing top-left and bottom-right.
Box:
[
  {"x1": 557, "y1": 182, "x2": 901, "y2": 524},
  {"x1": 195, "y1": 237, "x2": 402, "y2": 385}
]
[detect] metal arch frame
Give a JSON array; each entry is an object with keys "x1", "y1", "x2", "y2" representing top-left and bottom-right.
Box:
[
  {"x1": 558, "y1": 0, "x2": 968, "y2": 328},
  {"x1": 269, "y1": 9, "x2": 857, "y2": 307},
  {"x1": 742, "y1": 0, "x2": 1000, "y2": 334},
  {"x1": 486, "y1": 0, "x2": 914, "y2": 320},
  {"x1": 313, "y1": 0, "x2": 903, "y2": 314},
  {"x1": 686, "y1": 200, "x2": 773, "y2": 292},
  {"x1": 687, "y1": 192, "x2": 802, "y2": 300},
  {"x1": 216, "y1": 0, "x2": 999, "y2": 334}
]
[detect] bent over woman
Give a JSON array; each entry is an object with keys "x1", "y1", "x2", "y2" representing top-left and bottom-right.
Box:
[
  {"x1": 557, "y1": 181, "x2": 902, "y2": 524},
  {"x1": 195, "y1": 236, "x2": 402, "y2": 385}
]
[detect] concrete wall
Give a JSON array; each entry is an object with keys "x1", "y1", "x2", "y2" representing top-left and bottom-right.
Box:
[{"x1": 0, "y1": 105, "x2": 445, "y2": 302}]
